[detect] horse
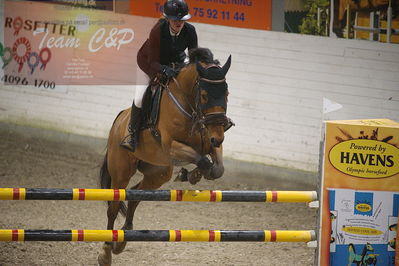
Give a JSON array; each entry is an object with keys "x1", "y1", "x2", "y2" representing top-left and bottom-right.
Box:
[
  {"x1": 97, "y1": 48, "x2": 232, "y2": 266},
  {"x1": 348, "y1": 243, "x2": 378, "y2": 266},
  {"x1": 334, "y1": 0, "x2": 399, "y2": 37}
]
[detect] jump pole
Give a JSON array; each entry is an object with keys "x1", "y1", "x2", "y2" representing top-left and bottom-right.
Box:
[
  {"x1": 0, "y1": 229, "x2": 316, "y2": 242},
  {"x1": 0, "y1": 188, "x2": 317, "y2": 203}
]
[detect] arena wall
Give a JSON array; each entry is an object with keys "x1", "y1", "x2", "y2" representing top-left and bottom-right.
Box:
[{"x1": 1, "y1": 13, "x2": 399, "y2": 173}]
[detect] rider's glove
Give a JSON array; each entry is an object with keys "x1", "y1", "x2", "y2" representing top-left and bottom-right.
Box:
[
  {"x1": 178, "y1": 51, "x2": 186, "y2": 62},
  {"x1": 161, "y1": 65, "x2": 178, "y2": 79}
]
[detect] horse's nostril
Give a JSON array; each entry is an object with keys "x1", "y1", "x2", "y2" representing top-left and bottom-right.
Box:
[
  {"x1": 210, "y1": 138, "x2": 216, "y2": 146},
  {"x1": 211, "y1": 137, "x2": 223, "y2": 147}
]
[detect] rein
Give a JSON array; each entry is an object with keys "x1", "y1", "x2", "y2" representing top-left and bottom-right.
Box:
[
  {"x1": 165, "y1": 81, "x2": 194, "y2": 119},
  {"x1": 163, "y1": 77, "x2": 206, "y2": 154},
  {"x1": 164, "y1": 77, "x2": 205, "y2": 134}
]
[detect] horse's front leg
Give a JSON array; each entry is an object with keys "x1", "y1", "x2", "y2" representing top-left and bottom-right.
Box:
[
  {"x1": 170, "y1": 140, "x2": 212, "y2": 184},
  {"x1": 186, "y1": 145, "x2": 224, "y2": 183}
]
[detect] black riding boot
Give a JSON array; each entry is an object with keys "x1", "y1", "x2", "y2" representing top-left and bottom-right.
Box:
[{"x1": 120, "y1": 103, "x2": 142, "y2": 152}]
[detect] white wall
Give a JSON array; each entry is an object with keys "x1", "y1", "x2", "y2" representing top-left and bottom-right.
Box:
[{"x1": 1, "y1": 21, "x2": 399, "y2": 173}]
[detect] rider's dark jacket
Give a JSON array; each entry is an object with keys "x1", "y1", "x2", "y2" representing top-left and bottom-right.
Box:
[{"x1": 137, "y1": 18, "x2": 198, "y2": 79}]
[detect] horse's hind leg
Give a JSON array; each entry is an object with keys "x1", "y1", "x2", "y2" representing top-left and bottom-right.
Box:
[
  {"x1": 111, "y1": 162, "x2": 173, "y2": 255},
  {"x1": 98, "y1": 149, "x2": 138, "y2": 266},
  {"x1": 111, "y1": 182, "x2": 140, "y2": 255}
]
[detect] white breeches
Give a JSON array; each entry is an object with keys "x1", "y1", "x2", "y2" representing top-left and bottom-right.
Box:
[{"x1": 134, "y1": 85, "x2": 148, "y2": 108}]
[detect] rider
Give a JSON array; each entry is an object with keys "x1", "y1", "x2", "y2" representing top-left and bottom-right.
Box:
[{"x1": 121, "y1": 0, "x2": 198, "y2": 152}]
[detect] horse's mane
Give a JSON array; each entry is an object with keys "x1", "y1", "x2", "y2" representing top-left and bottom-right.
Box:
[{"x1": 189, "y1": 48, "x2": 220, "y2": 65}]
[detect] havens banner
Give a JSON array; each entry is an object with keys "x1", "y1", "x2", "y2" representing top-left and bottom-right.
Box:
[
  {"x1": 2, "y1": 0, "x2": 154, "y2": 88},
  {"x1": 329, "y1": 139, "x2": 399, "y2": 179},
  {"x1": 130, "y1": 0, "x2": 272, "y2": 30},
  {"x1": 318, "y1": 119, "x2": 399, "y2": 266}
]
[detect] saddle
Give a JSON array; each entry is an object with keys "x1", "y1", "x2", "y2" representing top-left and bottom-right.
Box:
[{"x1": 140, "y1": 63, "x2": 186, "y2": 143}]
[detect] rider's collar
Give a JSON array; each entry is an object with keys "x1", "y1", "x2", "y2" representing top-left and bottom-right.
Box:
[{"x1": 169, "y1": 26, "x2": 182, "y2": 37}]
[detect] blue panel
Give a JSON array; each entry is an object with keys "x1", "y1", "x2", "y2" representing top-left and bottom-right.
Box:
[
  {"x1": 331, "y1": 244, "x2": 394, "y2": 266},
  {"x1": 393, "y1": 194, "x2": 399, "y2": 217},
  {"x1": 329, "y1": 189, "x2": 336, "y2": 211},
  {"x1": 354, "y1": 191, "x2": 373, "y2": 216}
]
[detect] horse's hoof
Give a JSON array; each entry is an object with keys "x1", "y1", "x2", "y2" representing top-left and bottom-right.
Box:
[
  {"x1": 188, "y1": 168, "x2": 202, "y2": 185},
  {"x1": 98, "y1": 252, "x2": 112, "y2": 266},
  {"x1": 98, "y1": 243, "x2": 112, "y2": 266},
  {"x1": 112, "y1": 241, "x2": 127, "y2": 254},
  {"x1": 174, "y1": 168, "x2": 188, "y2": 182}
]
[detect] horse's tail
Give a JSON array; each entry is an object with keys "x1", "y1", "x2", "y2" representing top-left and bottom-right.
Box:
[
  {"x1": 99, "y1": 151, "x2": 111, "y2": 189},
  {"x1": 99, "y1": 145, "x2": 127, "y2": 217}
]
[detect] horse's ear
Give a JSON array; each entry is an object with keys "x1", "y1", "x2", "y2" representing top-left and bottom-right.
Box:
[
  {"x1": 221, "y1": 55, "x2": 231, "y2": 76},
  {"x1": 196, "y1": 62, "x2": 207, "y2": 77}
]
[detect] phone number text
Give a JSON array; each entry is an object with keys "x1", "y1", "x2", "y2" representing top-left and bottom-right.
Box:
[
  {"x1": 2, "y1": 75, "x2": 56, "y2": 89},
  {"x1": 154, "y1": 3, "x2": 246, "y2": 22}
]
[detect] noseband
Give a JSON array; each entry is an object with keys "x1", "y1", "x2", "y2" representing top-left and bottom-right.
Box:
[{"x1": 192, "y1": 111, "x2": 233, "y2": 135}]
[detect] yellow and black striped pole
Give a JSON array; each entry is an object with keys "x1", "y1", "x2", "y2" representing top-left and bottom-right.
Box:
[
  {"x1": 0, "y1": 229, "x2": 316, "y2": 242},
  {"x1": 0, "y1": 188, "x2": 317, "y2": 203}
]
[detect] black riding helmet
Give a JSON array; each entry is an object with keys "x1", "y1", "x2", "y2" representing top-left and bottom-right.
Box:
[{"x1": 163, "y1": 0, "x2": 191, "y2": 21}]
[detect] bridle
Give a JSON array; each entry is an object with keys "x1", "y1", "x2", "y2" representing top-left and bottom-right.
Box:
[{"x1": 163, "y1": 74, "x2": 234, "y2": 136}]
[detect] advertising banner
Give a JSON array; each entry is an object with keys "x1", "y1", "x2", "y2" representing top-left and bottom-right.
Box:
[
  {"x1": 318, "y1": 119, "x2": 399, "y2": 266},
  {"x1": 1, "y1": 0, "x2": 153, "y2": 90},
  {"x1": 329, "y1": 188, "x2": 398, "y2": 265},
  {"x1": 130, "y1": 0, "x2": 272, "y2": 30}
]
